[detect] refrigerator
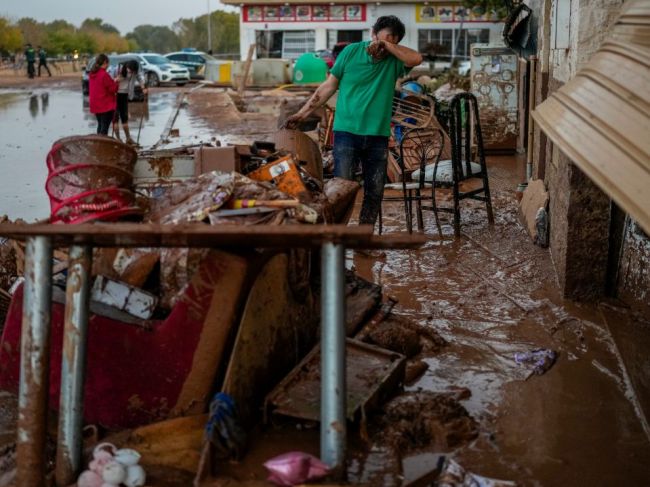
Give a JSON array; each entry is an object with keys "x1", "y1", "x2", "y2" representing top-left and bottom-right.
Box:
[{"x1": 470, "y1": 44, "x2": 519, "y2": 152}]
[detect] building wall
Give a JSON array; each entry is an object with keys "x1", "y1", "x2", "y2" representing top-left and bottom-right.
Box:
[
  {"x1": 533, "y1": 0, "x2": 628, "y2": 299},
  {"x1": 237, "y1": 3, "x2": 503, "y2": 60}
]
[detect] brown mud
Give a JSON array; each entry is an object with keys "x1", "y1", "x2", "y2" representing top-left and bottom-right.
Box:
[{"x1": 0, "y1": 84, "x2": 648, "y2": 484}]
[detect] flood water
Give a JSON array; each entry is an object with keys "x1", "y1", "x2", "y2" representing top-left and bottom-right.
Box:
[{"x1": 0, "y1": 88, "x2": 208, "y2": 221}]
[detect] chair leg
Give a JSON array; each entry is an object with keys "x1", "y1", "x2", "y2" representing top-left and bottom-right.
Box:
[
  {"x1": 431, "y1": 186, "x2": 443, "y2": 238},
  {"x1": 482, "y1": 174, "x2": 495, "y2": 225},
  {"x1": 453, "y1": 182, "x2": 461, "y2": 239},
  {"x1": 378, "y1": 206, "x2": 383, "y2": 235},
  {"x1": 402, "y1": 189, "x2": 412, "y2": 234},
  {"x1": 416, "y1": 189, "x2": 424, "y2": 232}
]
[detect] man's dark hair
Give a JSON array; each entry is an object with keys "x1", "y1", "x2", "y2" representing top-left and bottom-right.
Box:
[{"x1": 372, "y1": 15, "x2": 406, "y2": 42}]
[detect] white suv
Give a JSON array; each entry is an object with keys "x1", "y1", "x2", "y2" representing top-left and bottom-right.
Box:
[{"x1": 128, "y1": 53, "x2": 190, "y2": 87}]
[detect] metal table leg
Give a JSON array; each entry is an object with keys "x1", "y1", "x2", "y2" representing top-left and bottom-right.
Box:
[
  {"x1": 55, "y1": 245, "x2": 92, "y2": 486},
  {"x1": 320, "y1": 241, "x2": 346, "y2": 470},
  {"x1": 17, "y1": 236, "x2": 53, "y2": 487}
]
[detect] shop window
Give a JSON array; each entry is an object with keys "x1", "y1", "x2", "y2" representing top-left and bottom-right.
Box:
[
  {"x1": 256, "y1": 31, "x2": 283, "y2": 58},
  {"x1": 337, "y1": 30, "x2": 363, "y2": 43},
  {"x1": 282, "y1": 31, "x2": 316, "y2": 59},
  {"x1": 418, "y1": 28, "x2": 489, "y2": 60}
]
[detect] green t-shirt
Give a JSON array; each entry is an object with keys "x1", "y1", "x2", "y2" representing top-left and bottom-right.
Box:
[{"x1": 330, "y1": 41, "x2": 406, "y2": 137}]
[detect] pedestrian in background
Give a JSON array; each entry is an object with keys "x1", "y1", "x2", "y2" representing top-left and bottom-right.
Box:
[
  {"x1": 88, "y1": 53, "x2": 118, "y2": 135},
  {"x1": 24, "y1": 43, "x2": 36, "y2": 79},
  {"x1": 37, "y1": 46, "x2": 52, "y2": 77},
  {"x1": 113, "y1": 60, "x2": 147, "y2": 145}
]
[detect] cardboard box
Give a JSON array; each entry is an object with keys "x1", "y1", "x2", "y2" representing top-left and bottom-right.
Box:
[{"x1": 194, "y1": 147, "x2": 241, "y2": 176}]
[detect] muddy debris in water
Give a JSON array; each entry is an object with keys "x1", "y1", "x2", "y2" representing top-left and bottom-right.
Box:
[
  {"x1": 375, "y1": 391, "x2": 478, "y2": 453},
  {"x1": 404, "y1": 359, "x2": 429, "y2": 384},
  {"x1": 361, "y1": 318, "x2": 422, "y2": 357}
]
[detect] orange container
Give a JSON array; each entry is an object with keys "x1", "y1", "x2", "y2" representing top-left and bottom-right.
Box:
[{"x1": 247, "y1": 155, "x2": 308, "y2": 198}]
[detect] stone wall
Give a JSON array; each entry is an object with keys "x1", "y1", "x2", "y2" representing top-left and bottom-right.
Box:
[
  {"x1": 535, "y1": 0, "x2": 626, "y2": 299},
  {"x1": 618, "y1": 221, "x2": 650, "y2": 314}
]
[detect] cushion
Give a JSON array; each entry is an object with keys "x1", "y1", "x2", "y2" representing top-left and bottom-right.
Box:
[
  {"x1": 384, "y1": 182, "x2": 431, "y2": 190},
  {"x1": 411, "y1": 160, "x2": 483, "y2": 184}
]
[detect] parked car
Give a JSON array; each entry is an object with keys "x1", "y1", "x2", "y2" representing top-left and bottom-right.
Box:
[
  {"x1": 126, "y1": 52, "x2": 190, "y2": 87},
  {"x1": 81, "y1": 54, "x2": 146, "y2": 101},
  {"x1": 315, "y1": 49, "x2": 335, "y2": 68},
  {"x1": 164, "y1": 49, "x2": 220, "y2": 80}
]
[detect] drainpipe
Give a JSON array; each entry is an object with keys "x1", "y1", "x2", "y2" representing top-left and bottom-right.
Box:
[{"x1": 526, "y1": 55, "x2": 538, "y2": 181}]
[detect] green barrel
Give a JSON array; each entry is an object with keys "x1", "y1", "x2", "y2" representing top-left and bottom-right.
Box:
[{"x1": 292, "y1": 53, "x2": 328, "y2": 84}]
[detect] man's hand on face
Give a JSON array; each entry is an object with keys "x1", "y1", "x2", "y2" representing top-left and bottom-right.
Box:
[{"x1": 367, "y1": 40, "x2": 389, "y2": 61}]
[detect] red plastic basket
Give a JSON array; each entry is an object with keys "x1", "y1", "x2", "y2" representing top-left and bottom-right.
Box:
[
  {"x1": 47, "y1": 135, "x2": 137, "y2": 173},
  {"x1": 45, "y1": 164, "x2": 134, "y2": 211},
  {"x1": 50, "y1": 187, "x2": 143, "y2": 224}
]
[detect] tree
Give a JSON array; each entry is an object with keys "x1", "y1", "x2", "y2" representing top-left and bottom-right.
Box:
[
  {"x1": 81, "y1": 18, "x2": 120, "y2": 35},
  {"x1": 172, "y1": 10, "x2": 239, "y2": 56},
  {"x1": 0, "y1": 17, "x2": 24, "y2": 54},
  {"x1": 126, "y1": 25, "x2": 180, "y2": 53},
  {"x1": 17, "y1": 17, "x2": 46, "y2": 47}
]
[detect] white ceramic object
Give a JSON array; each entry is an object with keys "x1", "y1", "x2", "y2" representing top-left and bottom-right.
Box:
[
  {"x1": 114, "y1": 448, "x2": 142, "y2": 466},
  {"x1": 124, "y1": 464, "x2": 147, "y2": 487},
  {"x1": 101, "y1": 461, "x2": 127, "y2": 485},
  {"x1": 93, "y1": 442, "x2": 117, "y2": 457},
  {"x1": 77, "y1": 470, "x2": 103, "y2": 487}
]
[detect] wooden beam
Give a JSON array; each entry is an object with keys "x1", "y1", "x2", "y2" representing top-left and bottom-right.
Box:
[{"x1": 0, "y1": 223, "x2": 426, "y2": 250}]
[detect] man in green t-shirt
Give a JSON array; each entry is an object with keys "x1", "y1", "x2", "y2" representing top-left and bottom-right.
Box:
[{"x1": 285, "y1": 16, "x2": 422, "y2": 226}]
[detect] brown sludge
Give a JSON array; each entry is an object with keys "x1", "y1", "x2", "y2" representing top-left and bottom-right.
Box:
[{"x1": 376, "y1": 392, "x2": 478, "y2": 453}]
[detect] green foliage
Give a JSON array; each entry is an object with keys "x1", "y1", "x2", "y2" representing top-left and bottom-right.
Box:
[
  {"x1": 0, "y1": 17, "x2": 24, "y2": 54},
  {"x1": 80, "y1": 18, "x2": 120, "y2": 35},
  {"x1": 173, "y1": 10, "x2": 239, "y2": 56},
  {"x1": 126, "y1": 25, "x2": 180, "y2": 53},
  {"x1": 462, "y1": 0, "x2": 510, "y2": 19},
  {"x1": 3, "y1": 10, "x2": 239, "y2": 58}
]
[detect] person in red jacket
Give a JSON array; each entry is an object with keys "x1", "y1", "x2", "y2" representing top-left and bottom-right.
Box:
[{"x1": 88, "y1": 53, "x2": 118, "y2": 135}]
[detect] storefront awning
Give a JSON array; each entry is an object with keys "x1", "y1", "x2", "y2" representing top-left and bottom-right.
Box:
[{"x1": 532, "y1": 0, "x2": 650, "y2": 234}]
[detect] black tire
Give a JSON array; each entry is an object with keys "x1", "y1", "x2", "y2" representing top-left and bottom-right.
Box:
[
  {"x1": 176, "y1": 82, "x2": 187, "y2": 87},
  {"x1": 147, "y1": 72, "x2": 159, "y2": 87}
]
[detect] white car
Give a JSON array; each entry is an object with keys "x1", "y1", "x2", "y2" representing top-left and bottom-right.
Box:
[{"x1": 127, "y1": 53, "x2": 190, "y2": 87}]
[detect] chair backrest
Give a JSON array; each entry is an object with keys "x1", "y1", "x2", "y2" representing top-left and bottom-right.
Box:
[
  {"x1": 392, "y1": 90, "x2": 435, "y2": 130},
  {"x1": 398, "y1": 127, "x2": 445, "y2": 187},
  {"x1": 449, "y1": 92, "x2": 487, "y2": 181}
]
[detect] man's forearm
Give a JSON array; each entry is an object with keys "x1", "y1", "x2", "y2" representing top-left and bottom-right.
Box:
[
  {"x1": 295, "y1": 76, "x2": 339, "y2": 117},
  {"x1": 384, "y1": 43, "x2": 423, "y2": 67}
]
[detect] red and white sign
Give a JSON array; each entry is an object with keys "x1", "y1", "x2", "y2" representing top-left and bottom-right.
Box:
[{"x1": 243, "y1": 4, "x2": 366, "y2": 22}]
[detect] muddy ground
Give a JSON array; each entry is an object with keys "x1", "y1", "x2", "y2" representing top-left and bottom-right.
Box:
[{"x1": 0, "y1": 78, "x2": 649, "y2": 485}]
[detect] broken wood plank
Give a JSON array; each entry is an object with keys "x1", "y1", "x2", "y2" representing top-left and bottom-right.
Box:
[{"x1": 0, "y1": 223, "x2": 426, "y2": 250}]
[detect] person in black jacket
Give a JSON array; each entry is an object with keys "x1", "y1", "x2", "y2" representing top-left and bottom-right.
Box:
[
  {"x1": 24, "y1": 44, "x2": 36, "y2": 79},
  {"x1": 37, "y1": 46, "x2": 52, "y2": 77}
]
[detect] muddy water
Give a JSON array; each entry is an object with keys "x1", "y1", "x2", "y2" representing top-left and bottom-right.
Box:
[
  {"x1": 345, "y1": 160, "x2": 650, "y2": 485},
  {"x1": 0, "y1": 88, "x2": 201, "y2": 221}
]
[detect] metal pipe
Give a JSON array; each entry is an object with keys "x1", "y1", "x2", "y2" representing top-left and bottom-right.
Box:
[
  {"x1": 17, "y1": 236, "x2": 53, "y2": 487},
  {"x1": 527, "y1": 55, "x2": 538, "y2": 181},
  {"x1": 55, "y1": 245, "x2": 92, "y2": 486},
  {"x1": 320, "y1": 241, "x2": 346, "y2": 470}
]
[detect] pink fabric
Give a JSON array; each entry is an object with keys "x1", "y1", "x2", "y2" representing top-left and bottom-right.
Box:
[
  {"x1": 89, "y1": 68, "x2": 118, "y2": 114},
  {"x1": 264, "y1": 452, "x2": 330, "y2": 486}
]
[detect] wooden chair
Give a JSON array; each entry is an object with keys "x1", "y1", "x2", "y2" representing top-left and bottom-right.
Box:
[
  {"x1": 380, "y1": 127, "x2": 445, "y2": 234},
  {"x1": 411, "y1": 92, "x2": 494, "y2": 237}
]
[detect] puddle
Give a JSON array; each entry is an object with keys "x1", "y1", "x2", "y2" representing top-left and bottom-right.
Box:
[{"x1": 0, "y1": 88, "x2": 205, "y2": 221}]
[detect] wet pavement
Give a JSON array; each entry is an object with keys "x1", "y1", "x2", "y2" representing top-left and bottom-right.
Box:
[
  {"x1": 1, "y1": 84, "x2": 648, "y2": 485},
  {"x1": 215, "y1": 156, "x2": 650, "y2": 486},
  {"x1": 348, "y1": 157, "x2": 650, "y2": 485},
  {"x1": 0, "y1": 87, "x2": 205, "y2": 221}
]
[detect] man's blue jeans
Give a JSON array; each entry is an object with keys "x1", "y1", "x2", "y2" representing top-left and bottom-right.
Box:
[{"x1": 333, "y1": 131, "x2": 388, "y2": 225}]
